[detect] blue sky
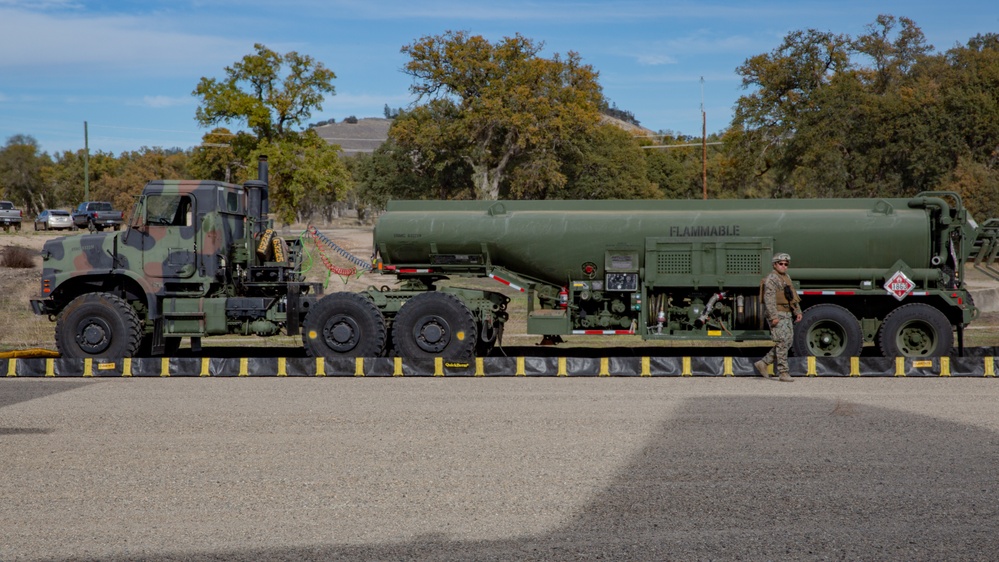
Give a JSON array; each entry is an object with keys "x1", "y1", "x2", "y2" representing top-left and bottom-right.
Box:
[{"x1": 1, "y1": 0, "x2": 996, "y2": 155}]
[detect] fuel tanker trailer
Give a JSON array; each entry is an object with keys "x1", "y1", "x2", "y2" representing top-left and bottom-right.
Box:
[{"x1": 338, "y1": 192, "x2": 993, "y2": 360}]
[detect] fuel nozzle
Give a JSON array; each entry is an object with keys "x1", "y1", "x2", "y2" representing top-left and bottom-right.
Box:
[{"x1": 696, "y1": 292, "x2": 726, "y2": 325}]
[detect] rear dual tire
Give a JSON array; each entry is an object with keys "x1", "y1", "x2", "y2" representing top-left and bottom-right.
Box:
[
  {"x1": 878, "y1": 303, "x2": 953, "y2": 357},
  {"x1": 792, "y1": 302, "x2": 954, "y2": 358},
  {"x1": 392, "y1": 292, "x2": 477, "y2": 360},
  {"x1": 302, "y1": 293, "x2": 387, "y2": 358}
]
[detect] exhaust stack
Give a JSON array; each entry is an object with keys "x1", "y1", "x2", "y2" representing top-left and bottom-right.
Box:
[{"x1": 245, "y1": 155, "x2": 269, "y2": 235}]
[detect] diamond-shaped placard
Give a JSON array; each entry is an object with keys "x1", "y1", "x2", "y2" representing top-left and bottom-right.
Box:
[{"x1": 884, "y1": 270, "x2": 915, "y2": 301}]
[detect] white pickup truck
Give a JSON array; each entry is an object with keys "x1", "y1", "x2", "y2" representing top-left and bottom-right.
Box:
[{"x1": 0, "y1": 201, "x2": 23, "y2": 232}]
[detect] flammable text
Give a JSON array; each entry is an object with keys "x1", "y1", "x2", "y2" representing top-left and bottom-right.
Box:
[{"x1": 669, "y1": 225, "x2": 741, "y2": 237}]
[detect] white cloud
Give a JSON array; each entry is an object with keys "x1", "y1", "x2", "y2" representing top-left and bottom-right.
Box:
[
  {"x1": 138, "y1": 95, "x2": 193, "y2": 109},
  {"x1": 0, "y1": 0, "x2": 81, "y2": 8},
  {"x1": 636, "y1": 53, "x2": 678, "y2": 66},
  {"x1": 295, "y1": 0, "x2": 800, "y2": 24},
  {"x1": 0, "y1": 7, "x2": 247, "y2": 75}
]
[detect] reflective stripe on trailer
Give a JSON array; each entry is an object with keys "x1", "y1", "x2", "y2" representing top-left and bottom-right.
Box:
[
  {"x1": 800, "y1": 290, "x2": 856, "y2": 296},
  {"x1": 572, "y1": 330, "x2": 635, "y2": 335},
  {"x1": 798, "y1": 290, "x2": 931, "y2": 296},
  {"x1": 488, "y1": 273, "x2": 525, "y2": 292},
  {"x1": 380, "y1": 265, "x2": 434, "y2": 273}
]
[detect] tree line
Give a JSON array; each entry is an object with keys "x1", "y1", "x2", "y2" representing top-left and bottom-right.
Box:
[{"x1": 2, "y1": 17, "x2": 998, "y2": 224}]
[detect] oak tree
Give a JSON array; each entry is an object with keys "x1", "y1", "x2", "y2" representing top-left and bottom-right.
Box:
[
  {"x1": 193, "y1": 43, "x2": 336, "y2": 143},
  {"x1": 396, "y1": 31, "x2": 603, "y2": 199}
]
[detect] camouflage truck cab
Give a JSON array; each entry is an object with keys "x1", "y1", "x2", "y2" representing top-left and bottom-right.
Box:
[{"x1": 31, "y1": 158, "x2": 323, "y2": 358}]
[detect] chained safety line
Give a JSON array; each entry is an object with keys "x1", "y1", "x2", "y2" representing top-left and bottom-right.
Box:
[{"x1": 301, "y1": 226, "x2": 373, "y2": 285}]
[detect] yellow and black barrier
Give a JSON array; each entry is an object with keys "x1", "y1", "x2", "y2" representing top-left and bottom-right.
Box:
[{"x1": 2, "y1": 355, "x2": 998, "y2": 377}]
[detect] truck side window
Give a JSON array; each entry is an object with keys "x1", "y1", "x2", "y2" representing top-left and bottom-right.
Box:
[
  {"x1": 227, "y1": 192, "x2": 239, "y2": 212},
  {"x1": 175, "y1": 196, "x2": 193, "y2": 226}
]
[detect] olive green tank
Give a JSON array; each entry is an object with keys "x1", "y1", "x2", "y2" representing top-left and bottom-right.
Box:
[{"x1": 374, "y1": 195, "x2": 967, "y2": 287}]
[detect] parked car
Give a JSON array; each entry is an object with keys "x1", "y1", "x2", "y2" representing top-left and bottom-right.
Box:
[
  {"x1": 33, "y1": 209, "x2": 74, "y2": 231},
  {"x1": 71, "y1": 201, "x2": 124, "y2": 232},
  {"x1": 0, "y1": 200, "x2": 23, "y2": 232}
]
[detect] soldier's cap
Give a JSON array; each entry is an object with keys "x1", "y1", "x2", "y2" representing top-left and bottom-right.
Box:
[{"x1": 772, "y1": 252, "x2": 791, "y2": 263}]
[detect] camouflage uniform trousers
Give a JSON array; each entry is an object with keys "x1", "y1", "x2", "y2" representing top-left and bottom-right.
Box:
[{"x1": 760, "y1": 311, "x2": 794, "y2": 376}]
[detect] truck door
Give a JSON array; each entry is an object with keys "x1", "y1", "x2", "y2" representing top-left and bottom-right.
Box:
[{"x1": 141, "y1": 194, "x2": 198, "y2": 281}]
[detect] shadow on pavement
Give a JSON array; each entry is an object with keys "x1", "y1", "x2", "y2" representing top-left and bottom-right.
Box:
[
  {"x1": 55, "y1": 396, "x2": 998, "y2": 561},
  {"x1": 0, "y1": 379, "x2": 94, "y2": 409}
]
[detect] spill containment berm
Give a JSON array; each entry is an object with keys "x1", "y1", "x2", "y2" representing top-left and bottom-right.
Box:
[{"x1": 2, "y1": 355, "x2": 998, "y2": 378}]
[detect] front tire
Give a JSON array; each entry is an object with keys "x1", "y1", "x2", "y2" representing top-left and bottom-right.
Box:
[
  {"x1": 879, "y1": 303, "x2": 953, "y2": 357},
  {"x1": 55, "y1": 293, "x2": 142, "y2": 359},
  {"x1": 302, "y1": 293, "x2": 386, "y2": 358},
  {"x1": 392, "y1": 292, "x2": 477, "y2": 360},
  {"x1": 792, "y1": 304, "x2": 863, "y2": 357}
]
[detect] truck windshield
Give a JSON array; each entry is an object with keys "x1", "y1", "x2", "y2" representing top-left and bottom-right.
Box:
[{"x1": 145, "y1": 195, "x2": 193, "y2": 227}]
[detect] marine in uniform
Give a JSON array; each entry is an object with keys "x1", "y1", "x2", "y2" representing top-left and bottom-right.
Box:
[{"x1": 755, "y1": 252, "x2": 802, "y2": 382}]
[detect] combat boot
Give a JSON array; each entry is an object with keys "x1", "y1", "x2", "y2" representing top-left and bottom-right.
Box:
[
  {"x1": 778, "y1": 372, "x2": 793, "y2": 383},
  {"x1": 754, "y1": 360, "x2": 770, "y2": 379}
]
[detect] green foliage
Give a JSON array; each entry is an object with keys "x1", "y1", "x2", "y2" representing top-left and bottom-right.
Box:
[
  {"x1": 193, "y1": 43, "x2": 336, "y2": 142},
  {"x1": 250, "y1": 130, "x2": 350, "y2": 225},
  {"x1": 191, "y1": 44, "x2": 353, "y2": 222},
  {"x1": 941, "y1": 155, "x2": 999, "y2": 221},
  {"x1": 397, "y1": 31, "x2": 604, "y2": 199},
  {"x1": 729, "y1": 14, "x2": 999, "y2": 217},
  {"x1": 187, "y1": 128, "x2": 255, "y2": 184},
  {"x1": 0, "y1": 135, "x2": 52, "y2": 214},
  {"x1": 548, "y1": 124, "x2": 661, "y2": 199},
  {"x1": 93, "y1": 148, "x2": 189, "y2": 214},
  {"x1": 42, "y1": 150, "x2": 85, "y2": 207},
  {"x1": 643, "y1": 133, "x2": 727, "y2": 199},
  {"x1": 355, "y1": 134, "x2": 475, "y2": 209},
  {"x1": 8, "y1": 22, "x2": 999, "y2": 226}
]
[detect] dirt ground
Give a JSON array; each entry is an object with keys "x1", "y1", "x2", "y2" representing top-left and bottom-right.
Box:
[{"x1": 4, "y1": 225, "x2": 999, "y2": 352}]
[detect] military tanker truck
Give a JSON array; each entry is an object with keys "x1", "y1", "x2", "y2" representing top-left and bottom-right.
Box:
[{"x1": 29, "y1": 155, "x2": 997, "y2": 359}]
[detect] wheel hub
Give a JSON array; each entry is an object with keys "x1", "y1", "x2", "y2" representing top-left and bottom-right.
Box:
[
  {"x1": 898, "y1": 324, "x2": 933, "y2": 354},
  {"x1": 421, "y1": 323, "x2": 444, "y2": 343},
  {"x1": 76, "y1": 319, "x2": 112, "y2": 354},
  {"x1": 324, "y1": 315, "x2": 359, "y2": 352},
  {"x1": 413, "y1": 315, "x2": 450, "y2": 353},
  {"x1": 809, "y1": 324, "x2": 845, "y2": 356}
]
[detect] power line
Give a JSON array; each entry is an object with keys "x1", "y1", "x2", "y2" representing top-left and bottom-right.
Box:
[{"x1": 641, "y1": 142, "x2": 723, "y2": 149}]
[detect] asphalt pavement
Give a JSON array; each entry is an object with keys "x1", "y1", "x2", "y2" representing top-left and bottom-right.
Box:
[{"x1": 2, "y1": 377, "x2": 998, "y2": 561}]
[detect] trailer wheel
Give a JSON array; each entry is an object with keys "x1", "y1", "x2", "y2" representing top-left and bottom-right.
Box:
[
  {"x1": 792, "y1": 304, "x2": 863, "y2": 357},
  {"x1": 55, "y1": 293, "x2": 142, "y2": 359},
  {"x1": 879, "y1": 303, "x2": 953, "y2": 357},
  {"x1": 303, "y1": 293, "x2": 386, "y2": 357},
  {"x1": 393, "y1": 292, "x2": 476, "y2": 359}
]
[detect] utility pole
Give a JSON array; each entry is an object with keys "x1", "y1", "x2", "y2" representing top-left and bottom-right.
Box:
[
  {"x1": 84, "y1": 121, "x2": 90, "y2": 202},
  {"x1": 701, "y1": 77, "x2": 707, "y2": 200}
]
